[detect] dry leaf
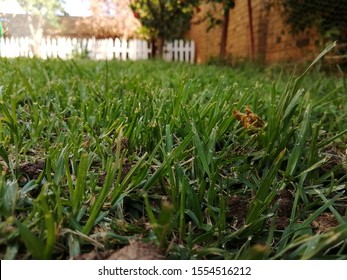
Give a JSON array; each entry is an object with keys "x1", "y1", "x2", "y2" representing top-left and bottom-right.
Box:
[{"x1": 233, "y1": 106, "x2": 266, "y2": 131}]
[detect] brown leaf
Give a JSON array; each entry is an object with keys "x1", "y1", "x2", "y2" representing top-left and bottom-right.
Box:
[{"x1": 233, "y1": 106, "x2": 266, "y2": 131}]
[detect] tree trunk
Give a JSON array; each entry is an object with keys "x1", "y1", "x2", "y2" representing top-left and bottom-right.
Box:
[
  {"x1": 151, "y1": 37, "x2": 164, "y2": 59},
  {"x1": 28, "y1": 14, "x2": 44, "y2": 57},
  {"x1": 156, "y1": 37, "x2": 164, "y2": 58},
  {"x1": 247, "y1": 0, "x2": 255, "y2": 60},
  {"x1": 151, "y1": 38, "x2": 156, "y2": 58},
  {"x1": 220, "y1": 8, "x2": 230, "y2": 59}
]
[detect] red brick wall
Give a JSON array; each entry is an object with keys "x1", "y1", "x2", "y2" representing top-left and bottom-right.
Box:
[
  {"x1": 256, "y1": 1, "x2": 318, "y2": 63},
  {"x1": 188, "y1": 3, "x2": 223, "y2": 64},
  {"x1": 189, "y1": 0, "x2": 319, "y2": 64}
]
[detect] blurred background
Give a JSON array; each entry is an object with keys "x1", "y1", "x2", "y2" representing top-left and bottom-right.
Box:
[{"x1": 0, "y1": 0, "x2": 346, "y2": 66}]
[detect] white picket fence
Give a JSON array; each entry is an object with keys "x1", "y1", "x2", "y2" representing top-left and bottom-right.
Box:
[{"x1": 0, "y1": 37, "x2": 195, "y2": 63}]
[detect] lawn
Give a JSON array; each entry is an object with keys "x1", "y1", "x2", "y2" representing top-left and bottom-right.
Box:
[{"x1": 0, "y1": 53, "x2": 346, "y2": 260}]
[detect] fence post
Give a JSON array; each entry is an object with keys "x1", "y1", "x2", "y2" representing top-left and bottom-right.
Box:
[
  {"x1": 163, "y1": 41, "x2": 172, "y2": 61},
  {"x1": 107, "y1": 38, "x2": 113, "y2": 60},
  {"x1": 122, "y1": 39, "x2": 129, "y2": 60},
  {"x1": 128, "y1": 39, "x2": 136, "y2": 60},
  {"x1": 190, "y1": 41, "x2": 195, "y2": 63}
]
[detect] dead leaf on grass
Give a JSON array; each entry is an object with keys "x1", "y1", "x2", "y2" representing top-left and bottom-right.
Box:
[{"x1": 233, "y1": 106, "x2": 266, "y2": 131}]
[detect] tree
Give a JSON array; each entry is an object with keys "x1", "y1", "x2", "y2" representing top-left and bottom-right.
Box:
[
  {"x1": 17, "y1": 0, "x2": 65, "y2": 56},
  {"x1": 129, "y1": 0, "x2": 200, "y2": 57},
  {"x1": 276, "y1": 0, "x2": 347, "y2": 43}
]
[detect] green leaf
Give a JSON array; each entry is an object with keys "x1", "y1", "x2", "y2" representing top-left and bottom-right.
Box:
[
  {"x1": 0, "y1": 145, "x2": 10, "y2": 169},
  {"x1": 246, "y1": 149, "x2": 286, "y2": 224},
  {"x1": 72, "y1": 153, "x2": 89, "y2": 216},
  {"x1": 0, "y1": 180, "x2": 18, "y2": 217},
  {"x1": 15, "y1": 220, "x2": 45, "y2": 259},
  {"x1": 286, "y1": 102, "x2": 311, "y2": 177}
]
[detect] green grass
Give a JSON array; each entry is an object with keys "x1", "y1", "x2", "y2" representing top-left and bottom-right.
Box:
[{"x1": 0, "y1": 53, "x2": 346, "y2": 260}]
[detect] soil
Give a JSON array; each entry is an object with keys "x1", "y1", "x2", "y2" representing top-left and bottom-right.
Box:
[
  {"x1": 275, "y1": 189, "x2": 294, "y2": 218},
  {"x1": 18, "y1": 160, "x2": 45, "y2": 180},
  {"x1": 73, "y1": 240, "x2": 164, "y2": 260},
  {"x1": 227, "y1": 195, "x2": 249, "y2": 228},
  {"x1": 265, "y1": 189, "x2": 294, "y2": 230},
  {"x1": 320, "y1": 142, "x2": 347, "y2": 175},
  {"x1": 15, "y1": 160, "x2": 46, "y2": 194},
  {"x1": 227, "y1": 190, "x2": 295, "y2": 230},
  {"x1": 97, "y1": 158, "x2": 132, "y2": 186},
  {"x1": 311, "y1": 213, "x2": 339, "y2": 234}
]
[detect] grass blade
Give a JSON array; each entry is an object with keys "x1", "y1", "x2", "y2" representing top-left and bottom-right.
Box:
[
  {"x1": 15, "y1": 221, "x2": 45, "y2": 259},
  {"x1": 72, "y1": 153, "x2": 89, "y2": 216}
]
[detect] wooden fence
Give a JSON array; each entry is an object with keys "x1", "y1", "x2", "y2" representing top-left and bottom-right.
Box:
[{"x1": 0, "y1": 37, "x2": 195, "y2": 63}]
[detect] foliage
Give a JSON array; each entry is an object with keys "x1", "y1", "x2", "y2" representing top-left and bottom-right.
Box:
[
  {"x1": 276, "y1": 0, "x2": 347, "y2": 42},
  {"x1": 0, "y1": 52, "x2": 346, "y2": 259},
  {"x1": 128, "y1": 0, "x2": 236, "y2": 57},
  {"x1": 211, "y1": 0, "x2": 235, "y2": 9},
  {"x1": 78, "y1": 0, "x2": 139, "y2": 39},
  {"x1": 15, "y1": 0, "x2": 65, "y2": 56},
  {"x1": 203, "y1": 0, "x2": 235, "y2": 29},
  {"x1": 17, "y1": 0, "x2": 65, "y2": 25},
  {"x1": 129, "y1": 0, "x2": 199, "y2": 56}
]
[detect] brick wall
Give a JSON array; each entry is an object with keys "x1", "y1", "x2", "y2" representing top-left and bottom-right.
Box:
[
  {"x1": 189, "y1": 0, "x2": 320, "y2": 64},
  {"x1": 256, "y1": 0, "x2": 319, "y2": 63},
  {"x1": 188, "y1": 3, "x2": 223, "y2": 64}
]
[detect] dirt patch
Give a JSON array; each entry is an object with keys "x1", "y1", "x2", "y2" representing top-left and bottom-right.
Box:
[
  {"x1": 17, "y1": 160, "x2": 45, "y2": 182},
  {"x1": 276, "y1": 190, "x2": 293, "y2": 217},
  {"x1": 73, "y1": 240, "x2": 164, "y2": 260},
  {"x1": 226, "y1": 191, "x2": 294, "y2": 230},
  {"x1": 274, "y1": 189, "x2": 293, "y2": 229},
  {"x1": 320, "y1": 142, "x2": 346, "y2": 175},
  {"x1": 97, "y1": 158, "x2": 132, "y2": 186},
  {"x1": 275, "y1": 217, "x2": 290, "y2": 230},
  {"x1": 227, "y1": 195, "x2": 249, "y2": 228},
  {"x1": 311, "y1": 213, "x2": 339, "y2": 234},
  {"x1": 112, "y1": 137, "x2": 129, "y2": 153}
]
